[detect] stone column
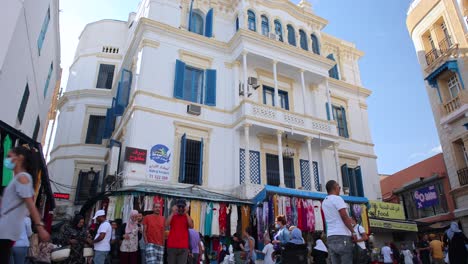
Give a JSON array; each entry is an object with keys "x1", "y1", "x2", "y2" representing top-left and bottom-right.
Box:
[
  {"x1": 325, "y1": 79, "x2": 333, "y2": 120},
  {"x1": 277, "y1": 130, "x2": 285, "y2": 187},
  {"x1": 300, "y1": 69, "x2": 308, "y2": 115},
  {"x1": 242, "y1": 51, "x2": 248, "y2": 98},
  {"x1": 306, "y1": 137, "x2": 315, "y2": 191}
]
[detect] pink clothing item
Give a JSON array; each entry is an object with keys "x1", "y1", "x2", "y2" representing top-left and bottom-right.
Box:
[
  {"x1": 296, "y1": 199, "x2": 304, "y2": 230},
  {"x1": 285, "y1": 197, "x2": 292, "y2": 227},
  {"x1": 305, "y1": 200, "x2": 315, "y2": 232},
  {"x1": 125, "y1": 210, "x2": 139, "y2": 234}
]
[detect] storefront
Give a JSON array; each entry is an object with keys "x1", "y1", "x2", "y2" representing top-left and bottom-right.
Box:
[{"x1": 0, "y1": 120, "x2": 55, "y2": 231}]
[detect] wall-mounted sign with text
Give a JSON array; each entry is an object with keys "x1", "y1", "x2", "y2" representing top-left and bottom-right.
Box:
[
  {"x1": 414, "y1": 185, "x2": 439, "y2": 209},
  {"x1": 124, "y1": 147, "x2": 147, "y2": 164},
  {"x1": 53, "y1": 193, "x2": 70, "y2": 200},
  {"x1": 147, "y1": 144, "x2": 172, "y2": 182},
  {"x1": 368, "y1": 200, "x2": 405, "y2": 220}
]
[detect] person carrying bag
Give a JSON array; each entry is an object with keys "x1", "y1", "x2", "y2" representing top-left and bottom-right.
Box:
[{"x1": 351, "y1": 216, "x2": 369, "y2": 264}]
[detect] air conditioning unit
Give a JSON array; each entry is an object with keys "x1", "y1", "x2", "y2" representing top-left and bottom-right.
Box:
[
  {"x1": 248, "y1": 77, "x2": 260, "y2": 90},
  {"x1": 187, "y1": 104, "x2": 201, "y2": 115},
  {"x1": 239, "y1": 83, "x2": 245, "y2": 96}
]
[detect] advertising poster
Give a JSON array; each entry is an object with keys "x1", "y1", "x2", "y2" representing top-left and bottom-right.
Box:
[{"x1": 147, "y1": 144, "x2": 172, "y2": 182}]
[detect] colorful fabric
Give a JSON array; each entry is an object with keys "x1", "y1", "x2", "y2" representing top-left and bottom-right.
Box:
[
  {"x1": 285, "y1": 197, "x2": 292, "y2": 227},
  {"x1": 2, "y1": 135, "x2": 13, "y2": 186},
  {"x1": 122, "y1": 195, "x2": 134, "y2": 224},
  {"x1": 146, "y1": 243, "x2": 164, "y2": 264},
  {"x1": 313, "y1": 200, "x2": 324, "y2": 231},
  {"x1": 143, "y1": 196, "x2": 154, "y2": 212},
  {"x1": 219, "y1": 203, "x2": 227, "y2": 236},
  {"x1": 211, "y1": 203, "x2": 220, "y2": 236},
  {"x1": 241, "y1": 205, "x2": 250, "y2": 233},
  {"x1": 263, "y1": 201, "x2": 269, "y2": 230},
  {"x1": 204, "y1": 202, "x2": 213, "y2": 236},
  {"x1": 291, "y1": 197, "x2": 298, "y2": 227},
  {"x1": 230, "y1": 204, "x2": 238, "y2": 235},
  {"x1": 190, "y1": 200, "x2": 201, "y2": 231},
  {"x1": 257, "y1": 206, "x2": 264, "y2": 242},
  {"x1": 114, "y1": 196, "x2": 124, "y2": 220},
  {"x1": 301, "y1": 199, "x2": 307, "y2": 231},
  {"x1": 200, "y1": 202, "x2": 206, "y2": 235},
  {"x1": 107, "y1": 196, "x2": 116, "y2": 221},
  {"x1": 273, "y1": 195, "x2": 278, "y2": 219},
  {"x1": 296, "y1": 199, "x2": 304, "y2": 230},
  {"x1": 305, "y1": 200, "x2": 315, "y2": 232}
]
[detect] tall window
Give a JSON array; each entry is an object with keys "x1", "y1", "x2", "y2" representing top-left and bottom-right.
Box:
[
  {"x1": 287, "y1": 25, "x2": 296, "y2": 46},
  {"x1": 183, "y1": 66, "x2": 204, "y2": 103},
  {"x1": 428, "y1": 35, "x2": 436, "y2": 50},
  {"x1": 448, "y1": 74, "x2": 461, "y2": 99},
  {"x1": 248, "y1": 10, "x2": 256, "y2": 31},
  {"x1": 236, "y1": 16, "x2": 239, "y2": 32},
  {"x1": 266, "y1": 154, "x2": 295, "y2": 188},
  {"x1": 341, "y1": 164, "x2": 364, "y2": 197},
  {"x1": 96, "y1": 64, "x2": 115, "y2": 89},
  {"x1": 274, "y1": 20, "x2": 283, "y2": 42},
  {"x1": 332, "y1": 105, "x2": 349, "y2": 138},
  {"x1": 85, "y1": 115, "x2": 106, "y2": 144},
  {"x1": 327, "y1": 54, "x2": 339, "y2": 80},
  {"x1": 32, "y1": 116, "x2": 40, "y2": 141},
  {"x1": 299, "y1": 30, "x2": 308, "y2": 50},
  {"x1": 441, "y1": 22, "x2": 450, "y2": 41},
  {"x1": 43, "y1": 62, "x2": 53, "y2": 98},
  {"x1": 263, "y1": 86, "x2": 289, "y2": 110},
  {"x1": 311, "y1": 34, "x2": 320, "y2": 55},
  {"x1": 179, "y1": 134, "x2": 204, "y2": 185},
  {"x1": 37, "y1": 7, "x2": 50, "y2": 55},
  {"x1": 18, "y1": 83, "x2": 30, "y2": 124},
  {"x1": 261, "y1": 15, "x2": 269, "y2": 36},
  {"x1": 190, "y1": 12, "x2": 204, "y2": 35},
  {"x1": 75, "y1": 169, "x2": 99, "y2": 204}
]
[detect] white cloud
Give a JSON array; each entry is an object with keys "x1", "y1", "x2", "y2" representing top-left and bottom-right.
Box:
[{"x1": 408, "y1": 144, "x2": 442, "y2": 161}]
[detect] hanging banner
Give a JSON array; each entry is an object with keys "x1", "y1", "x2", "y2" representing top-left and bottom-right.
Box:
[
  {"x1": 369, "y1": 218, "x2": 418, "y2": 232},
  {"x1": 147, "y1": 144, "x2": 172, "y2": 182},
  {"x1": 414, "y1": 185, "x2": 439, "y2": 209},
  {"x1": 368, "y1": 200, "x2": 405, "y2": 220}
]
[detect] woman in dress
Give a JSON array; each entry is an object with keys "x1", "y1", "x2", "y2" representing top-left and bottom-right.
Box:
[
  {"x1": 60, "y1": 214, "x2": 89, "y2": 264},
  {"x1": 444, "y1": 222, "x2": 468, "y2": 264},
  {"x1": 120, "y1": 210, "x2": 140, "y2": 264},
  {"x1": 0, "y1": 146, "x2": 50, "y2": 263},
  {"x1": 243, "y1": 227, "x2": 256, "y2": 264}
]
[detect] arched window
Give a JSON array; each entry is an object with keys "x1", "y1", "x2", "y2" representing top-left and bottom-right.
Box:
[
  {"x1": 189, "y1": 11, "x2": 204, "y2": 35},
  {"x1": 311, "y1": 34, "x2": 320, "y2": 55},
  {"x1": 299, "y1": 30, "x2": 308, "y2": 50},
  {"x1": 236, "y1": 16, "x2": 239, "y2": 32},
  {"x1": 248, "y1": 10, "x2": 256, "y2": 31},
  {"x1": 327, "y1": 54, "x2": 339, "y2": 80},
  {"x1": 287, "y1": 25, "x2": 296, "y2": 46},
  {"x1": 274, "y1": 20, "x2": 283, "y2": 42},
  {"x1": 261, "y1": 15, "x2": 269, "y2": 36}
]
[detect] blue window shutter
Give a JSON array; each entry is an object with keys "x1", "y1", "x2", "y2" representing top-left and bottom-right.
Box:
[
  {"x1": 205, "y1": 8, "x2": 213, "y2": 37},
  {"x1": 355, "y1": 166, "x2": 364, "y2": 197},
  {"x1": 327, "y1": 54, "x2": 339, "y2": 80},
  {"x1": 205, "y1": 69, "x2": 216, "y2": 106},
  {"x1": 287, "y1": 25, "x2": 296, "y2": 46},
  {"x1": 115, "y1": 82, "x2": 124, "y2": 115},
  {"x1": 348, "y1": 168, "x2": 357, "y2": 196},
  {"x1": 341, "y1": 106, "x2": 349, "y2": 138},
  {"x1": 311, "y1": 34, "x2": 320, "y2": 55},
  {"x1": 117, "y1": 69, "x2": 132, "y2": 110},
  {"x1": 300, "y1": 30, "x2": 308, "y2": 50},
  {"x1": 236, "y1": 16, "x2": 239, "y2": 31},
  {"x1": 179, "y1": 134, "x2": 187, "y2": 183},
  {"x1": 198, "y1": 138, "x2": 204, "y2": 185},
  {"x1": 326, "y1": 102, "x2": 331, "y2": 120},
  {"x1": 341, "y1": 164, "x2": 349, "y2": 189},
  {"x1": 174, "y1": 60, "x2": 186, "y2": 99},
  {"x1": 188, "y1": 0, "x2": 194, "y2": 32}
]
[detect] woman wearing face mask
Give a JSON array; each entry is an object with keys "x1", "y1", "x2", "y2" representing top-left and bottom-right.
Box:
[
  {"x1": 272, "y1": 215, "x2": 290, "y2": 247},
  {"x1": 0, "y1": 146, "x2": 50, "y2": 263}
]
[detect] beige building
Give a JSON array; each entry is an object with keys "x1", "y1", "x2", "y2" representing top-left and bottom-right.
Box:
[{"x1": 407, "y1": 0, "x2": 468, "y2": 232}]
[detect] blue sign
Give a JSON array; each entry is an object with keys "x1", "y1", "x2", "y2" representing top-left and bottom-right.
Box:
[
  {"x1": 150, "y1": 144, "x2": 171, "y2": 164},
  {"x1": 414, "y1": 185, "x2": 439, "y2": 209}
]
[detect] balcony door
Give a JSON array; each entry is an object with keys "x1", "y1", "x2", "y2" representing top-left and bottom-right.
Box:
[{"x1": 266, "y1": 153, "x2": 295, "y2": 188}]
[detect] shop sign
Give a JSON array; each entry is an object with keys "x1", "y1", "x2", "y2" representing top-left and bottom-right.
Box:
[
  {"x1": 124, "y1": 147, "x2": 147, "y2": 164},
  {"x1": 369, "y1": 218, "x2": 418, "y2": 232},
  {"x1": 53, "y1": 193, "x2": 70, "y2": 200},
  {"x1": 414, "y1": 185, "x2": 438, "y2": 209},
  {"x1": 368, "y1": 200, "x2": 405, "y2": 220},
  {"x1": 147, "y1": 144, "x2": 172, "y2": 182}
]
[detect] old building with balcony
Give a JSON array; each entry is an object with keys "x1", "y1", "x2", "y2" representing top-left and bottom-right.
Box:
[
  {"x1": 48, "y1": 0, "x2": 381, "y2": 217},
  {"x1": 407, "y1": 0, "x2": 468, "y2": 232}
]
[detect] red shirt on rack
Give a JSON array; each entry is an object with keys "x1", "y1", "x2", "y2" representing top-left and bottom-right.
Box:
[{"x1": 219, "y1": 203, "x2": 227, "y2": 236}]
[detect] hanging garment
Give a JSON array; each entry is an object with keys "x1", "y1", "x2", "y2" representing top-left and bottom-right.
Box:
[
  {"x1": 107, "y1": 196, "x2": 117, "y2": 221},
  {"x1": 143, "y1": 196, "x2": 154, "y2": 211},
  {"x1": 205, "y1": 202, "x2": 213, "y2": 236},
  {"x1": 219, "y1": 203, "x2": 227, "y2": 236},
  {"x1": 301, "y1": 199, "x2": 307, "y2": 231},
  {"x1": 313, "y1": 200, "x2": 324, "y2": 232},
  {"x1": 305, "y1": 199, "x2": 315, "y2": 232},
  {"x1": 241, "y1": 205, "x2": 250, "y2": 233},
  {"x1": 285, "y1": 197, "x2": 292, "y2": 227},
  {"x1": 200, "y1": 202, "x2": 207, "y2": 235},
  {"x1": 114, "y1": 196, "x2": 124, "y2": 220},
  {"x1": 154, "y1": 196, "x2": 164, "y2": 214},
  {"x1": 191, "y1": 200, "x2": 202, "y2": 231},
  {"x1": 212, "y1": 203, "x2": 220, "y2": 236},
  {"x1": 263, "y1": 201, "x2": 269, "y2": 231},
  {"x1": 273, "y1": 195, "x2": 279, "y2": 218},
  {"x1": 257, "y1": 206, "x2": 264, "y2": 242},
  {"x1": 268, "y1": 196, "x2": 274, "y2": 227},
  {"x1": 122, "y1": 195, "x2": 134, "y2": 223},
  {"x1": 230, "y1": 204, "x2": 238, "y2": 235},
  {"x1": 277, "y1": 196, "x2": 284, "y2": 217},
  {"x1": 2, "y1": 135, "x2": 13, "y2": 186},
  {"x1": 226, "y1": 203, "x2": 231, "y2": 237},
  {"x1": 296, "y1": 198, "x2": 304, "y2": 230},
  {"x1": 164, "y1": 198, "x2": 173, "y2": 218},
  {"x1": 291, "y1": 197, "x2": 298, "y2": 227},
  {"x1": 360, "y1": 204, "x2": 370, "y2": 234}
]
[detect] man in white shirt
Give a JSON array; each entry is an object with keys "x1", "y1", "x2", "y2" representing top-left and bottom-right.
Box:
[
  {"x1": 260, "y1": 237, "x2": 275, "y2": 264},
  {"x1": 381, "y1": 242, "x2": 393, "y2": 264},
  {"x1": 351, "y1": 216, "x2": 369, "y2": 264},
  {"x1": 91, "y1": 210, "x2": 112, "y2": 264},
  {"x1": 322, "y1": 180, "x2": 357, "y2": 264}
]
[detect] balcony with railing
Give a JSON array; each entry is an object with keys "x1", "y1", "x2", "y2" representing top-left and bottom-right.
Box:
[
  {"x1": 425, "y1": 36, "x2": 458, "y2": 68},
  {"x1": 457, "y1": 167, "x2": 468, "y2": 186},
  {"x1": 425, "y1": 49, "x2": 439, "y2": 65},
  {"x1": 440, "y1": 90, "x2": 468, "y2": 116}
]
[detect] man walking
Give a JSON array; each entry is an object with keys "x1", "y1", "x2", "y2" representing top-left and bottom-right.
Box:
[
  {"x1": 429, "y1": 234, "x2": 444, "y2": 264},
  {"x1": 166, "y1": 199, "x2": 194, "y2": 264},
  {"x1": 322, "y1": 180, "x2": 357, "y2": 264},
  {"x1": 143, "y1": 203, "x2": 165, "y2": 264},
  {"x1": 91, "y1": 210, "x2": 112, "y2": 264},
  {"x1": 381, "y1": 242, "x2": 393, "y2": 264}
]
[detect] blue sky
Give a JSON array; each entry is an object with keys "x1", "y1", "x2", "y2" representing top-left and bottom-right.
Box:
[{"x1": 59, "y1": 0, "x2": 441, "y2": 174}]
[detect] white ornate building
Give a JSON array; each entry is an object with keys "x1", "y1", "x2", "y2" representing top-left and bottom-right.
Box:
[{"x1": 49, "y1": 0, "x2": 381, "y2": 216}]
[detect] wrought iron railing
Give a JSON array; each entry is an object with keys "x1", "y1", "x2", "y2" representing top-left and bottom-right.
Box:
[
  {"x1": 458, "y1": 167, "x2": 468, "y2": 186},
  {"x1": 438, "y1": 36, "x2": 453, "y2": 54},
  {"x1": 425, "y1": 49, "x2": 439, "y2": 65}
]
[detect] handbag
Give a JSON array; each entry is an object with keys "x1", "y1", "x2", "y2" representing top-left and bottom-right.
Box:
[
  {"x1": 51, "y1": 246, "x2": 71, "y2": 262},
  {"x1": 83, "y1": 247, "x2": 94, "y2": 257}
]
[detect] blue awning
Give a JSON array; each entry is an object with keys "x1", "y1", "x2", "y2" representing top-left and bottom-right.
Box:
[
  {"x1": 425, "y1": 60, "x2": 459, "y2": 87},
  {"x1": 252, "y1": 185, "x2": 369, "y2": 205}
]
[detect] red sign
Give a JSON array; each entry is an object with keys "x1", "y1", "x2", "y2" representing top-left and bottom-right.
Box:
[
  {"x1": 53, "y1": 193, "x2": 70, "y2": 200},
  {"x1": 125, "y1": 147, "x2": 147, "y2": 164}
]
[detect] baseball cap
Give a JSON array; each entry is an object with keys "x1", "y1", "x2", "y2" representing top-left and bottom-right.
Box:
[{"x1": 93, "y1": 210, "x2": 106, "y2": 220}]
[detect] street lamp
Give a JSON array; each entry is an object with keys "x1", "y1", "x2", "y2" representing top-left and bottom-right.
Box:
[{"x1": 87, "y1": 167, "x2": 96, "y2": 181}]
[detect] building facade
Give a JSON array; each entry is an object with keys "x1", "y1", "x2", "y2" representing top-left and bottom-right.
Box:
[
  {"x1": 407, "y1": 0, "x2": 468, "y2": 232},
  {"x1": 0, "y1": 0, "x2": 61, "y2": 143},
  {"x1": 49, "y1": 0, "x2": 381, "y2": 217}
]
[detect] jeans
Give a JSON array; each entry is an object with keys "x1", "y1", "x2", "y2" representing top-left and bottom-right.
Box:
[
  {"x1": 327, "y1": 235, "x2": 353, "y2": 264},
  {"x1": 167, "y1": 248, "x2": 189, "y2": 264},
  {"x1": 11, "y1": 246, "x2": 29, "y2": 264},
  {"x1": 94, "y1": 250, "x2": 110, "y2": 264}
]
